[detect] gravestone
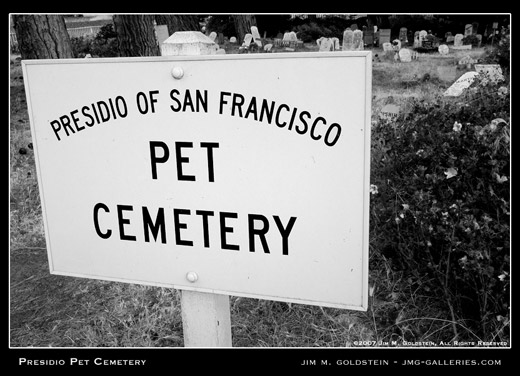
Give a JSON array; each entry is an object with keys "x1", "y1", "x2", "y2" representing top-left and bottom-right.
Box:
[
  {"x1": 364, "y1": 28, "x2": 374, "y2": 46},
  {"x1": 382, "y1": 42, "x2": 393, "y2": 52},
  {"x1": 251, "y1": 26, "x2": 262, "y2": 47},
  {"x1": 392, "y1": 39, "x2": 401, "y2": 51},
  {"x1": 342, "y1": 29, "x2": 354, "y2": 51},
  {"x1": 209, "y1": 31, "x2": 217, "y2": 42},
  {"x1": 331, "y1": 37, "x2": 340, "y2": 50},
  {"x1": 263, "y1": 43, "x2": 273, "y2": 52},
  {"x1": 287, "y1": 31, "x2": 298, "y2": 42},
  {"x1": 229, "y1": 36, "x2": 237, "y2": 43},
  {"x1": 437, "y1": 66, "x2": 457, "y2": 82},
  {"x1": 243, "y1": 33, "x2": 253, "y2": 47},
  {"x1": 419, "y1": 30, "x2": 427, "y2": 46},
  {"x1": 399, "y1": 48, "x2": 412, "y2": 62},
  {"x1": 438, "y1": 44, "x2": 449, "y2": 55},
  {"x1": 216, "y1": 48, "x2": 226, "y2": 54},
  {"x1": 413, "y1": 31, "x2": 421, "y2": 48},
  {"x1": 317, "y1": 37, "x2": 334, "y2": 52},
  {"x1": 443, "y1": 71, "x2": 479, "y2": 96},
  {"x1": 464, "y1": 24, "x2": 473, "y2": 36},
  {"x1": 399, "y1": 27, "x2": 408, "y2": 45},
  {"x1": 353, "y1": 30, "x2": 364, "y2": 50},
  {"x1": 475, "y1": 64, "x2": 504, "y2": 84},
  {"x1": 351, "y1": 23, "x2": 358, "y2": 31},
  {"x1": 380, "y1": 104, "x2": 400, "y2": 121},
  {"x1": 379, "y1": 29, "x2": 391, "y2": 45},
  {"x1": 454, "y1": 34, "x2": 464, "y2": 47},
  {"x1": 161, "y1": 31, "x2": 218, "y2": 56},
  {"x1": 154, "y1": 25, "x2": 170, "y2": 46}
]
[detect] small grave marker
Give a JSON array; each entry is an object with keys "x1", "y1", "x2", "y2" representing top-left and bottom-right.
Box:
[
  {"x1": 342, "y1": 29, "x2": 354, "y2": 51},
  {"x1": 444, "y1": 71, "x2": 479, "y2": 96},
  {"x1": 379, "y1": 29, "x2": 391, "y2": 45},
  {"x1": 399, "y1": 48, "x2": 412, "y2": 62},
  {"x1": 380, "y1": 104, "x2": 400, "y2": 120},
  {"x1": 438, "y1": 44, "x2": 449, "y2": 55},
  {"x1": 353, "y1": 30, "x2": 364, "y2": 50}
]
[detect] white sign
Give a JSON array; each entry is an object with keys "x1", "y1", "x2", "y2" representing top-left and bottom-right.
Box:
[{"x1": 22, "y1": 52, "x2": 371, "y2": 310}]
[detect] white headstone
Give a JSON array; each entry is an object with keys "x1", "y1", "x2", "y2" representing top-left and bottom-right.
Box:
[
  {"x1": 419, "y1": 30, "x2": 427, "y2": 45},
  {"x1": 282, "y1": 32, "x2": 291, "y2": 41},
  {"x1": 342, "y1": 29, "x2": 354, "y2": 51},
  {"x1": 454, "y1": 34, "x2": 464, "y2": 47},
  {"x1": 318, "y1": 37, "x2": 333, "y2": 52},
  {"x1": 230, "y1": 36, "x2": 237, "y2": 43},
  {"x1": 216, "y1": 48, "x2": 226, "y2": 54},
  {"x1": 382, "y1": 42, "x2": 393, "y2": 52},
  {"x1": 287, "y1": 31, "x2": 298, "y2": 42},
  {"x1": 413, "y1": 34, "x2": 421, "y2": 48},
  {"x1": 331, "y1": 37, "x2": 340, "y2": 50},
  {"x1": 380, "y1": 104, "x2": 400, "y2": 120},
  {"x1": 353, "y1": 30, "x2": 364, "y2": 50},
  {"x1": 399, "y1": 48, "x2": 412, "y2": 62},
  {"x1": 392, "y1": 39, "x2": 401, "y2": 50},
  {"x1": 464, "y1": 24, "x2": 473, "y2": 36},
  {"x1": 209, "y1": 31, "x2": 217, "y2": 42},
  {"x1": 443, "y1": 71, "x2": 479, "y2": 96},
  {"x1": 243, "y1": 33, "x2": 253, "y2": 47},
  {"x1": 263, "y1": 43, "x2": 273, "y2": 52},
  {"x1": 251, "y1": 26, "x2": 262, "y2": 47},
  {"x1": 438, "y1": 44, "x2": 449, "y2": 55}
]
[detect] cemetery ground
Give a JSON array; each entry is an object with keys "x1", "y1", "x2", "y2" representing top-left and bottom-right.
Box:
[{"x1": 9, "y1": 45, "x2": 510, "y2": 348}]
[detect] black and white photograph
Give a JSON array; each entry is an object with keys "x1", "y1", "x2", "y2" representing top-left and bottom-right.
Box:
[{"x1": 9, "y1": 12, "x2": 511, "y2": 370}]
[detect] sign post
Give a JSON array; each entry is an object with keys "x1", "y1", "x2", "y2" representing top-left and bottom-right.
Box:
[
  {"x1": 22, "y1": 38, "x2": 372, "y2": 348},
  {"x1": 161, "y1": 31, "x2": 232, "y2": 347}
]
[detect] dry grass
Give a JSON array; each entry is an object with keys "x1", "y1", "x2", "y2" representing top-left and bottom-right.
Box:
[{"x1": 9, "y1": 47, "x2": 497, "y2": 348}]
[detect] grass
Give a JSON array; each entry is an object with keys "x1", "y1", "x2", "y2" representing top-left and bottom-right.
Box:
[{"x1": 9, "y1": 46, "x2": 504, "y2": 348}]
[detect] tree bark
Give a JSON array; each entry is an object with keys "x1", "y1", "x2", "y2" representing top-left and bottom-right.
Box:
[
  {"x1": 12, "y1": 15, "x2": 74, "y2": 59},
  {"x1": 113, "y1": 15, "x2": 160, "y2": 57},
  {"x1": 232, "y1": 15, "x2": 257, "y2": 43},
  {"x1": 154, "y1": 15, "x2": 200, "y2": 37}
]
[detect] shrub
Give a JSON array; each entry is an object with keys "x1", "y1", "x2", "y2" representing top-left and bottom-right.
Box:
[
  {"x1": 71, "y1": 23, "x2": 119, "y2": 58},
  {"x1": 370, "y1": 77, "x2": 510, "y2": 341}
]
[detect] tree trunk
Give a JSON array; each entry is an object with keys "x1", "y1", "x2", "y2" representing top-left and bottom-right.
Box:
[
  {"x1": 154, "y1": 15, "x2": 200, "y2": 37},
  {"x1": 232, "y1": 15, "x2": 257, "y2": 43},
  {"x1": 113, "y1": 15, "x2": 160, "y2": 57},
  {"x1": 12, "y1": 15, "x2": 74, "y2": 59}
]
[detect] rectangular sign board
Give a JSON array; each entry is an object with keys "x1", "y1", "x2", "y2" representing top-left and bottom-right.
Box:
[{"x1": 23, "y1": 52, "x2": 371, "y2": 310}]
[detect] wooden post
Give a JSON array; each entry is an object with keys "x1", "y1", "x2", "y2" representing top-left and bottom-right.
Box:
[
  {"x1": 181, "y1": 291, "x2": 232, "y2": 347},
  {"x1": 160, "y1": 31, "x2": 232, "y2": 347}
]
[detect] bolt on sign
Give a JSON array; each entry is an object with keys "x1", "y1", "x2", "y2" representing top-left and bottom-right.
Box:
[{"x1": 22, "y1": 52, "x2": 371, "y2": 310}]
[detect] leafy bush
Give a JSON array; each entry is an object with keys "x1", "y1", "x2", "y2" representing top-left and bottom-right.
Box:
[
  {"x1": 71, "y1": 23, "x2": 119, "y2": 58},
  {"x1": 370, "y1": 77, "x2": 510, "y2": 341},
  {"x1": 482, "y1": 26, "x2": 510, "y2": 74}
]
